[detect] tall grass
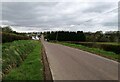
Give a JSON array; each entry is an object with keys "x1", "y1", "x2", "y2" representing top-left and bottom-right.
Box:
[
  {"x1": 3, "y1": 41, "x2": 43, "y2": 80},
  {"x1": 2, "y1": 40, "x2": 43, "y2": 80}
]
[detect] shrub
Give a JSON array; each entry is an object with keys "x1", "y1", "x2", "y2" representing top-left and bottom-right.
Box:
[
  {"x1": 1, "y1": 32, "x2": 30, "y2": 43},
  {"x1": 73, "y1": 42, "x2": 120, "y2": 54}
]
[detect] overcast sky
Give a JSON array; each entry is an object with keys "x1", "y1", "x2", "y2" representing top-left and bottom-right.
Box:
[{"x1": 0, "y1": 0, "x2": 119, "y2": 32}]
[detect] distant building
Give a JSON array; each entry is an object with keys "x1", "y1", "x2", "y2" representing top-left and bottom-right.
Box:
[{"x1": 32, "y1": 36, "x2": 39, "y2": 40}]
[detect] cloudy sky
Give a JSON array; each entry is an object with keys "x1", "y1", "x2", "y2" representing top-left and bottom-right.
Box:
[{"x1": 0, "y1": 0, "x2": 119, "y2": 32}]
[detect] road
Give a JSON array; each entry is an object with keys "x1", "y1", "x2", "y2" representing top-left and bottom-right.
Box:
[{"x1": 41, "y1": 36, "x2": 118, "y2": 80}]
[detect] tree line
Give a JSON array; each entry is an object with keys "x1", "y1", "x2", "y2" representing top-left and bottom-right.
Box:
[
  {"x1": 45, "y1": 31, "x2": 86, "y2": 41},
  {"x1": 44, "y1": 31, "x2": 120, "y2": 42},
  {"x1": 85, "y1": 31, "x2": 120, "y2": 42},
  {"x1": 1, "y1": 26, "x2": 119, "y2": 42}
]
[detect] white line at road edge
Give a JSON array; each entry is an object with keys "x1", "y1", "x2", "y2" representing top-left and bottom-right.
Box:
[
  {"x1": 63, "y1": 44, "x2": 119, "y2": 64},
  {"x1": 44, "y1": 42, "x2": 119, "y2": 81},
  {"x1": 44, "y1": 47, "x2": 55, "y2": 80}
]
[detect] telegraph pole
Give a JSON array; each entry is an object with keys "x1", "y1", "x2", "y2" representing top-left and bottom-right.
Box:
[{"x1": 56, "y1": 31, "x2": 58, "y2": 42}]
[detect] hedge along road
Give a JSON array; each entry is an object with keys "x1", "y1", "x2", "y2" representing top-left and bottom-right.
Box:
[{"x1": 41, "y1": 35, "x2": 118, "y2": 80}]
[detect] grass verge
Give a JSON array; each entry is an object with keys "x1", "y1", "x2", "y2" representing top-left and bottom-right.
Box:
[
  {"x1": 57, "y1": 42, "x2": 119, "y2": 61},
  {"x1": 3, "y1": 40, "x2": 43, "y2": 80}
]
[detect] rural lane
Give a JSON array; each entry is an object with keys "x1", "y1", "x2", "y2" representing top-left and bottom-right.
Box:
[{"x1": 41, "y1": 36, "x2": 118, "y2": 80}]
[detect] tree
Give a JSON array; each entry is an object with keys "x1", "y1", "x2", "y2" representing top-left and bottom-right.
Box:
[
  {"x1": 2, "y1": 26, "x2": 13, "y2": 33},
  {"x1": 0, "y1": 26, "x2": 2, "y2": 32},
  {"x1": 45, "y1": 31, "x2": 86, "y2": 42}
]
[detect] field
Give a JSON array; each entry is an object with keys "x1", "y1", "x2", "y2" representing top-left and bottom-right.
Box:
[
  {"x1": 57, "y1": 42, "x2": 119, "y2": 61},
  {"x1": 2, "y1": 40, "x2": 43, "y2": 80}
]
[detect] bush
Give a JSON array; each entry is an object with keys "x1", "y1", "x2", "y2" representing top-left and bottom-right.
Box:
[
  {"x1": 100, "y1": 44, "x2": 120, "y2": 54},
  {"x1": 1, "y1": 32, "x2": 30, "y2": 43},
  {"x1": 73, "y1": 42, "x2": 120, "y2": 54}
]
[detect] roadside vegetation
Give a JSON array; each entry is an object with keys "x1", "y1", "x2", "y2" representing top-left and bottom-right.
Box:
[
  {"x1": 0, "y1": 26, "x2": 41, "y2": 43},
  {"x1": 68, "y1": 42, "x2": 120, "y2": 54},
  {"x1": 2, "y1": 40, "x2": 43, "y2": 80},
  {"x1": 1, "y1": 26, "x2": 31, "y2": 43},
  {"x1": 57, "y1": 42, "x2": 119, "y2": 61}
]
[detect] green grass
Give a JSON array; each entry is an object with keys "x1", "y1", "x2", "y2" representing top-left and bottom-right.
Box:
[
  {"x1": 2, "y1": 40, "x2": 36, "y2": 74},
  {"x1": 79, "y1": 42, "x2": 120, "y2": 45},
  {"x1": 57, "y1": 42, "x2": 119, "y2": 61},
  {"x1": 3, "y1": 40, "x2": 43, "y2": 80}
]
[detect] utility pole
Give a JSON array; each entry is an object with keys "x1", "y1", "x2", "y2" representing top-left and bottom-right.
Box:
[{"x1": 56, "y1": 31, "x2": 58, "y2": 42}]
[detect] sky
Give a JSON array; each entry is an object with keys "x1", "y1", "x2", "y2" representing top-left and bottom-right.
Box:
[{"x1": 0, "y1": 0, "x2": 119, "y2": 32}]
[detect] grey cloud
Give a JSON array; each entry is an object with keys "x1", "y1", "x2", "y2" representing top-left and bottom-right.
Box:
[
  {"x1": 82, "y1": 2, "x2": 117, "y2": 13},
  {"x1": 1, "y1": 2, "x2": 118, "y2": 32}
]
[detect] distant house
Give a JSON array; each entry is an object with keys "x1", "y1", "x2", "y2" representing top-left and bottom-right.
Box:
[{"x1": 32, "y1": 36, "x2": 39, "y2": 40}]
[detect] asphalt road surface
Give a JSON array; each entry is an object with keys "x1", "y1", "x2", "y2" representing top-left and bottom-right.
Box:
[{"x1": 41, "y1": 36, "x2": 118, "y2": 80}]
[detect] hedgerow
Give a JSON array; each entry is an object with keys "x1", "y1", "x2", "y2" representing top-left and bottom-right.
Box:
[
  {"x1": 73, "y1": 42, "x2": 120, "y2": 54},
  {"x1": 1, "y1": 32, "x2": 30, "y2": 43}
]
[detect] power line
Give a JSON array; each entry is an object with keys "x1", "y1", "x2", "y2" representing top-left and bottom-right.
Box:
[
  {"x1": 2, "y1": 7, "x2": 119, "y2": 27},
  {"x1": 78, "y1": 7, "x2": 119, "y2": 25}
]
